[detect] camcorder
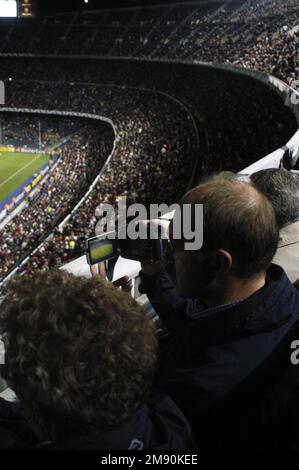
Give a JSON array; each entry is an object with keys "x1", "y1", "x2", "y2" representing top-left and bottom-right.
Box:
[{"x1": 86, "y1": 223, "x2": 169, "y2": 266}]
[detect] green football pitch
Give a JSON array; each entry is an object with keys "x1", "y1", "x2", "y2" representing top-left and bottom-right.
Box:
[{"x1": 0, "y1": 152, "x2": 49, "y2": 204}]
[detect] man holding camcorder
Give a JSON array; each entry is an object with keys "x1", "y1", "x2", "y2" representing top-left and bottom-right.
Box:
[{"x1": 138, "y1": 177, "x2": 299, "y2": 450}]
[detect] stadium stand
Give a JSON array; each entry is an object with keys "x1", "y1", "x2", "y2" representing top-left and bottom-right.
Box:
[
  {"x1": 0, "y1": 56, "x2": 297, "y2": 284},
  {"x1": 0, "y1": 121, "x2": 114, "y2": 280},
  {"x1": 0, "y1": 0, "x2": 297, "y2": 83},
  {"x1": 0, "y1": 0, "x2": 299, "y2": 450},
  {"x1": 0, "y1": 113, "x2": 84, "y2": 148}
]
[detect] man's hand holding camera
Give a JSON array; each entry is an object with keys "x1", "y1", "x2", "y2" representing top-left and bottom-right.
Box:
[
  {"x1": 89, "y1": 218, "x2": 172, "y2": 292},
  {"x1": 139, "y1": 219, "x2": 172, "y2": 277},
  {"x1": 90, "y1": 261, "x2": 133, "y2": 294}
]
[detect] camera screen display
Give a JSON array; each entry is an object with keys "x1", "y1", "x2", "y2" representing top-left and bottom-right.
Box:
[
  {"x1": 86, "y1": 231, "x2": 167, "y2": 265},
  {"x1": 87, "y1": 237, "x2": 116, "y2": 264}
]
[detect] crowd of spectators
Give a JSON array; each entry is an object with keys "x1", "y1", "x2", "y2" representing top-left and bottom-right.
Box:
[
  {"x1": 168, "y1": 0, "x2": 299, "y2": 84},
  {"x1": 0, "y1": 56, "x2": 296, "y2": 283},
  {"x1": 0, "y1": 123, "x2": 114, "y2": 281},
  {"x1": 0, "y1": 113, "x2": 84, "y2": 149},
  {"x1": 0, "y1": 67, "x2": 199, "y2": 282},
  {"x1": 216, "y1": 0, "x2": 299, "y2": 83},
  {"x1": 1, "y1": 57, "x2": 295, "y2": 169},
  {"x1": 0, "y1": 1, "x2": 298, "y2": 84}
]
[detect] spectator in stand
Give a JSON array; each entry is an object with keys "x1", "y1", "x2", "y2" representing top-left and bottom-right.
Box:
[
  {"x1": 251, "y1": 168, "x2": 299, "y2": 282},
  {"x1": 139, "y1": 177, "x2": 299, "y2": 449},
  {"x1": 0, "y1": 270, "x2": 194, "y2": 450}
]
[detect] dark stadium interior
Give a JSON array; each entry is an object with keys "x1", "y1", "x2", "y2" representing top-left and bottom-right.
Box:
[{"x1": 0, "y1": 0, "x2": 299, "y2": 454}]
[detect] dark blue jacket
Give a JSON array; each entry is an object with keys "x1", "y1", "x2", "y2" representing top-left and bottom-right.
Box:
[
  {"x1": 140, "y1": 264, "x2": 299, "y2": 449},
  {"x1": 0, "y1": 392, "x2": 194, "y2": 450}
]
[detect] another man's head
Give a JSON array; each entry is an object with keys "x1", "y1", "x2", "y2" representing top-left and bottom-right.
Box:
[
  {"x1": 169, "y1": 178, "x2": 279, "y2": 301},
  {"x1": 0, "y1": 270, "x2": 157, "y2": 427},
  {"x1": 250, "y1": 169, "x2": 299, "y2": 228}
]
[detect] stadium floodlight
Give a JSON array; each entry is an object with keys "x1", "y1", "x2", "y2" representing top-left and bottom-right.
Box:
[{"x1": 0, "y1": 1, "x2": 17, "y2": 18}]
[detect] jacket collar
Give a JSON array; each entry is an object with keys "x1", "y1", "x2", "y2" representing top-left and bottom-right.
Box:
[
  {"x1": 184, "y1": 264, "x2": 298, "y2": 348},
  {"x1": 0, "y1": 401, "x2": 150, "y2": 450}
]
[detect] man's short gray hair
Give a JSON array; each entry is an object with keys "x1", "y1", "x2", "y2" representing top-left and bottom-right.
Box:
[{"x1": 250, "y1": 169, "x2": 299, "y2": 228}]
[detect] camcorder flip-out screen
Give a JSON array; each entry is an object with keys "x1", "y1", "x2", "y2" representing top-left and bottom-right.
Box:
[
  {"x1": 86, "y1": 227, "x2": 168, "y2": 266},
  {"x1": 86, "y1": 235, "x2": 118, "y2": 265}
]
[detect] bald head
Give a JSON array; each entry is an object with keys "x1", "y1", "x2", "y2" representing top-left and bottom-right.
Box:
[
  {"x1": 180, "y1": 178, "x2": 279, "y2": 278},
  {"x1": 184, "y1": 178, "x2": 264, "y2": 206}
]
